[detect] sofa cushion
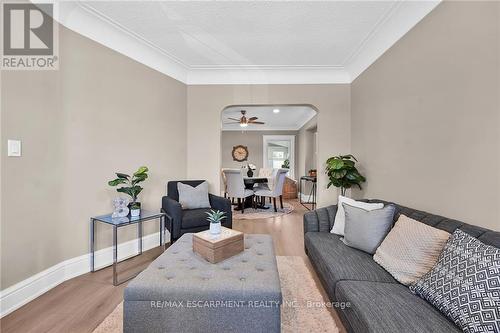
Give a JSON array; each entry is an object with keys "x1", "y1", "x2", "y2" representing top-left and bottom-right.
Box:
[
  {"x1": 304, "y1": 232, "x2": 396, "y2": 298},
  {"x1": 335, "y1": 280, "x2": 461, "y2": 333},
  {"x1": 365, "y1": 199, "x2": 500, "y2": 248},
  {"x1": 181, "y1": 208, "x2": 212, "y2": 229}
]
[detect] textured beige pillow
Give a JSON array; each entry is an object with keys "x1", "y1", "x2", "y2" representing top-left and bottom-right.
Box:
[{"x1": 373, "y1": 214, "x2": 450, "y2": 286}]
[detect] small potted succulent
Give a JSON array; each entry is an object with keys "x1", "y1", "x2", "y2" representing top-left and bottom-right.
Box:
[{"x1": 206, "y1": 210, "x2": 226, "y2": 235}]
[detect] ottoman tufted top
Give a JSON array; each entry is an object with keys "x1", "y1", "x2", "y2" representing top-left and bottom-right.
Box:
[{"x1": 124, "y1": 234, "x2": 282, "y2": 303}]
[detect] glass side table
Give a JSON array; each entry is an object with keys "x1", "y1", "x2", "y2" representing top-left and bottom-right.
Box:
[{"x1": 90, "y1": 210, "x2": 167, "y2": 285}]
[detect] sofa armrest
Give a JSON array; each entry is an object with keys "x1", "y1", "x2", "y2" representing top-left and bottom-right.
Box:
[
  {"x1": 303, "y1": 205, "x2": 338, "y2": 234},
  {"x1": 161, "y1": 196, "x2": 182, "y2": 240},
  {"x1": 209, "y1": 194, "x2": 232, "y2": 229}
]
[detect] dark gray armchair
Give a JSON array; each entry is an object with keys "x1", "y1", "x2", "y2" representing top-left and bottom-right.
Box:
[{"x1": 161, "y1": 180, "x2": 232, "y2": 243}]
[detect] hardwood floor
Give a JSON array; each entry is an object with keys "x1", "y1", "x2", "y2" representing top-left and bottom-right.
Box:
[{"x1": 1, "y1": 199, "x2": 345, "y2": 333}]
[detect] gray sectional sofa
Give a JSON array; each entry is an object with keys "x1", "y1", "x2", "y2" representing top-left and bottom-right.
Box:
[{"x1": 303, "y1": 199, "x2": 500, "y2": 333}]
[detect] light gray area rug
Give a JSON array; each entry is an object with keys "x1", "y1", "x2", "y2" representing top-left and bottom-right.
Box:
[
  {"x1": 93, "y1": 256, "x2": 339, "y2": 333},
  {"x1": 232, "y1": 202, "x2": 294, "y2": 220}
]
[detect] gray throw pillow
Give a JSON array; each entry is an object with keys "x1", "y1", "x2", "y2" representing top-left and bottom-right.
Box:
[
  {"x1": 177, "y1": 181, "x2": 211, "y2": 209},
  {"x1": 342, "y1": 203, "x2": 395, "y2": 254}
]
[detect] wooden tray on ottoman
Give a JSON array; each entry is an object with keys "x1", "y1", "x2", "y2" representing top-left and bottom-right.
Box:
[{"x1": 193, "y1": 227, "x2": 244, "y2": 263}]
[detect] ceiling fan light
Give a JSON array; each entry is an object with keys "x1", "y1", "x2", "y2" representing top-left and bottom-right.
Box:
[
  {"x1": 273, "y1": 108, "x2": 280, "y2": 113},
  {"x1": 240, "y1": 123, "x2": 248, "y2": 127}
]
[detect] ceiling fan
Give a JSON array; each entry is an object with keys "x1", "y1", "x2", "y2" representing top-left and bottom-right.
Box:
[{"x1": 226, "y1": 110, "x2": 265, "y2": 128}]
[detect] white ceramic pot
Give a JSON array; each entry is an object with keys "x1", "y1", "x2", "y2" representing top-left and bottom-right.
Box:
[
  {"x1": 210, "y1": 222, "x2": 221, "y2": 235},
  {"x1": 130, "y1": 208, "x2": 141, "y2": 217}
]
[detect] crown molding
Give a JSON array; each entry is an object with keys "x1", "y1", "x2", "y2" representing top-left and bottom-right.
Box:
[
  {"x1": 346, "y1": 0, "x2": 440, "y2": 81},
  {"x1": 47, "y1": 0, "x2": 440, "y2": 85},
  {"x1": 188, "y1": 66, "x2": 351, "y2": 85}
]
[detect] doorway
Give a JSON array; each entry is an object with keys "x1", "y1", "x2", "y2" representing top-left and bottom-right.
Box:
[
  {"x1": 262, "y1": 135, "x2": 295, "y2": 179},
  {"x1": 220, "y1": 104, "x2": 318, "y2": 217}
]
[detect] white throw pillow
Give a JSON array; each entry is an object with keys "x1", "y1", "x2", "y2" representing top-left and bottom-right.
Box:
[
  {"x1": 177, "y1": 181, "x2": 211, "y2": 209},
  {"x1": 330, "y1": 195, "x2": 384, "y2": 235}
]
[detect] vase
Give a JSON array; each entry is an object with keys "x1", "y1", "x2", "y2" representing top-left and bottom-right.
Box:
[
  {"x1": 210, "y1": 222, "x2": 221, "y2": 235},
  {"x1": 130, "y1": 208, "x2": 141, "y2": 217},
  {"x1": 247, "y1": 168, "x2": 253, "y2": 177}
]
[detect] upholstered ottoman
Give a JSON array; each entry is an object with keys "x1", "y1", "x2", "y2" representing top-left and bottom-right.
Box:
[{"x1": 124, "y1": 233, "x2": 282, "y2": 333}]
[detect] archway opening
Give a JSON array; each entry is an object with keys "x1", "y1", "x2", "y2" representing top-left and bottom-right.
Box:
[{"x1": 220, "y1": 104, "x2": 319, "y2": 215}]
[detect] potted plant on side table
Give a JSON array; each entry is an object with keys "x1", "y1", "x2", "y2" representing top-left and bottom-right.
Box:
[{"x1": 108, "y1": 166, "x2": 149, "y2": 216}]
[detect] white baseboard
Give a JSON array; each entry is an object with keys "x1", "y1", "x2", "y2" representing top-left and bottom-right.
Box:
[{"x1": 0, "y1": 231, "x2": 165, "y2": 318}]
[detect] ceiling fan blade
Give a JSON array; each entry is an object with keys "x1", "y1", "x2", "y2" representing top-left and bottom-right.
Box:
[
  {"x1": 249, "y1": 121, "x2": 265, "y2": 124},
  {"x1": 223, "y1": 121, "x2": 241, "y2": 124},
  {"x1": 227, "y1": 118, "x2": 241, "y2": 122},
  {"x1": 248, "y1": 117, "x2": 258, "y2": 121}
]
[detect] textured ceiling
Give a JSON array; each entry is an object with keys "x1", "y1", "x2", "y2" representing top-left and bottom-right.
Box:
[
  {"x1": 221, "y1": 105, "x2": 316, "y2": 131},
  {"x1": 55, "y1": 1, "x2": 440, "y2": 83},
  {"x1": 85, "y1": 1, "x2": 395, "y2": 67}
]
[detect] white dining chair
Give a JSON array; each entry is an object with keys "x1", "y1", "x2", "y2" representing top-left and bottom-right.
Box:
[
  {"x1": 222, "y1": 168, "x2": 254, "y2": 213},
  {"x1": 254, "y1": 168, "x2": 288, "y2": 212},
  {"x1": 256, "y1": 168, "x2": 274, "y2": 191},
  {"x1": 221, "y1": 169, "x2": 228, "y2": 198}
]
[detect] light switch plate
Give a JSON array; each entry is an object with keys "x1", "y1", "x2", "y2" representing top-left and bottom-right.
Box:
[{"x1": 8, "y1": 140, "x2": 21, "y2": 157}]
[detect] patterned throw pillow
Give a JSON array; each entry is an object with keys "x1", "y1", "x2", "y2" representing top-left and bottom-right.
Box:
[{"x1": 410, "y1": 229, "x2": 500, "y2": 333}]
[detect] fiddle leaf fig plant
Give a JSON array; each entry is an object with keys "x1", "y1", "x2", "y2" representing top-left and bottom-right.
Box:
[
  {"x1": 108, "y1": 166, "x2": 149, "y2": 203},
  {"x1": 325, "y1": 155, "x2": 366, "y2": 196}
]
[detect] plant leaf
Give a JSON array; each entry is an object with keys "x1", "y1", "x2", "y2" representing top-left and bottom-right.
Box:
[
  {"x1": 116, "y1": 173, "x2": 130, "y2": 180},
  {"x1": 134, "y1": 166, "x2": 149, "y2": 176},
  {"x1": 132, "y1": 173, "x2": 148, "y2": 185},
  {"x1": 108, "y1": 178, "x2": 127, "y2": 186}
]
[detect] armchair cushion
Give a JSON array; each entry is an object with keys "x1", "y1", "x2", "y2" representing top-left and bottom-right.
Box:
[{"x1": 182, "y1": 208, "x2": 212, "y2": 229}]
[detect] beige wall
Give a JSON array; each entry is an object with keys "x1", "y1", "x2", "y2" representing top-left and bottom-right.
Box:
[
  {"x1": 297, "y1": 116, "x2": 318, "y2": 195},
  {"x1": 1, "y1": 26, "x2": 187, "y2": 288},
  {"x1": 187, "y1": 85, "x2": 351, "y2": 208},
  {"x1": 221, "y1": 130, "x2": 299, "y2": 173},
  {"x1": 3, "y1": 0, "x2": 498, "y2": 293},
  {"x1": 351, "y1": 1, "x2": 500, "y2": 231}
]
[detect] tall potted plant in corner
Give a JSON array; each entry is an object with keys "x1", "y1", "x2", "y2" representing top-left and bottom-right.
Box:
[
  {"x1": 325, "y1": 155, "x2": 366, "y2": 196},
  {"x1": 108, "y1": 166, "x2": 149, "y2": 217}
]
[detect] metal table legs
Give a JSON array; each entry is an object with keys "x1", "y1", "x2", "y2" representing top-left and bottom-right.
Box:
[
  {"x1": 299, "y1": 178, "x2": 317, "y2": 210},
  {"x1": 90, "y1": 216, "x2": 166, "y2": 286}
]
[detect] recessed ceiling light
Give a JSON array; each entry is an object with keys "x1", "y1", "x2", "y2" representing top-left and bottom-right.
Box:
[{"x1": 273, "y1": 109, "x2": 280, "y2": 113}]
